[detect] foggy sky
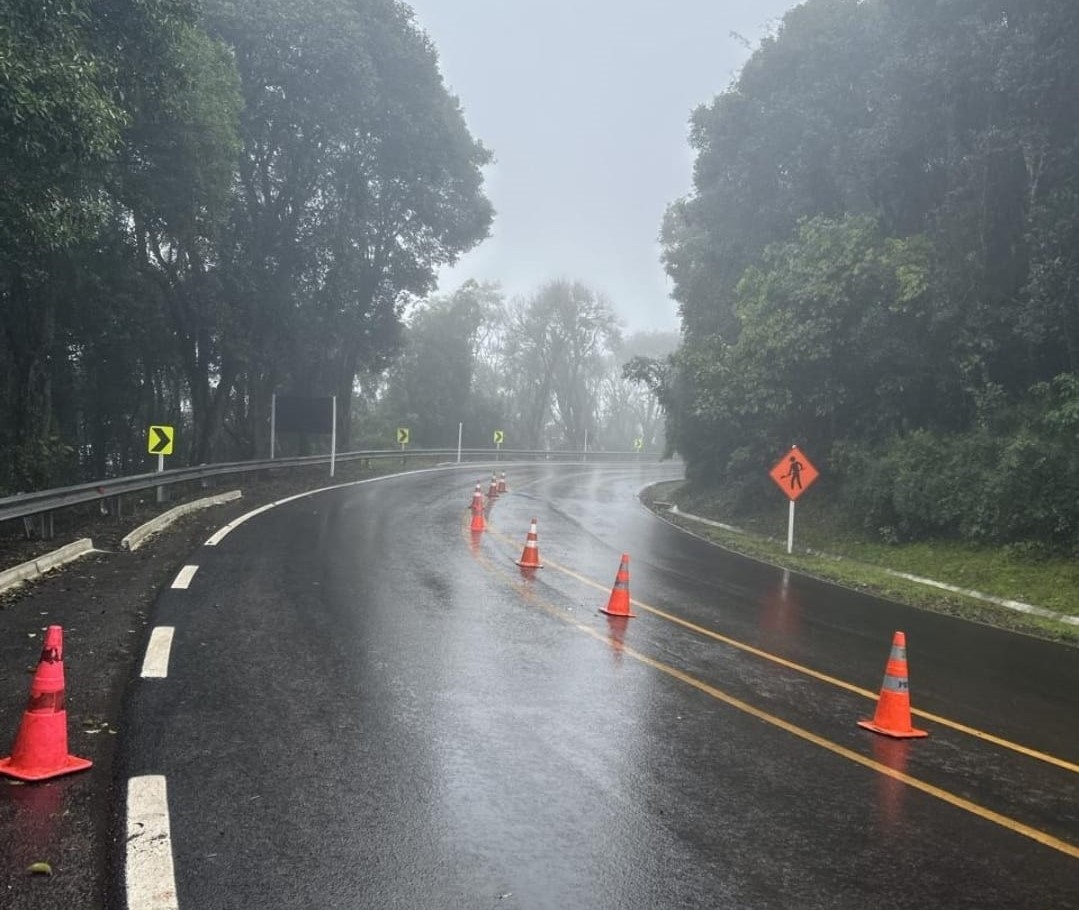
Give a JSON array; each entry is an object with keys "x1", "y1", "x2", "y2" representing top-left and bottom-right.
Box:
[{"x1": 411, "y1": 0, "x2": 797, "y2": 332}]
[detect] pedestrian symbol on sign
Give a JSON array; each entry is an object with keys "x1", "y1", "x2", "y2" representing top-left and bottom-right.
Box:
[
  {"x1": 768, "y1": 446, "x2": 818, "y2": 502},
  {"x1": 781, "y1": 454, "x2": 803, "y2": 492}
]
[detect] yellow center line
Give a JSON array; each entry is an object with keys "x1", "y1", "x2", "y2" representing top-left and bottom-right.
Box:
[
  {"x1": 480, "y1": 518, "x2": 1079, "y2": 776},
  {"x1": 462, "y1": 519, "x2": 1079, "y2": 861},
  {"x1": 592, "y1": 631, "x2": 1079, "y2": 860}
]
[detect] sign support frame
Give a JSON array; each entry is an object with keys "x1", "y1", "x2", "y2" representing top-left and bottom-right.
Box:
[
  {"x1": 270, "y1": 392, "x2": 276, "y2": 460},
  {"x1": 768, "y1": 444, "x2": 820, "y2": 555},
  {"x1": 330, "y1": 395, "x2": 337, "y2": 478},
  {"x1": 787, "y1": 500, "x2": 795, "y2": 555}
]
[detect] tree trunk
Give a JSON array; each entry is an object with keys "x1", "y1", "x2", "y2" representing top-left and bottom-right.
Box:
[{"x1": 4, "y1": 272, "x2": 58, "y2": 490}]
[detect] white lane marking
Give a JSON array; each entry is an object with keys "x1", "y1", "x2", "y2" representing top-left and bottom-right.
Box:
[
  {"x1": 140, "y1": 627, "x2": 175, "y2": 679},
  {"x1": 126, "y1": 775, "x2": 180, "y2": 910},
  {"x1": 204, "y1": 502, "x2": 277, "y2": 546},
  {"x1": 202, "y1": 461, "x2": 678, "y2": 546},
  {"x1": 203, "y1": 464, "x2": 503, "y2": 546},
  {"x1": 170, "y1": 565, "x2": 199, "y2": 589}
]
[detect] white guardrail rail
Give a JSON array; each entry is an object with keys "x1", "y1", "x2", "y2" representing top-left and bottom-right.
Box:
[{"x1": 0, "y1": 448, "x2": 661, "y2": 527}]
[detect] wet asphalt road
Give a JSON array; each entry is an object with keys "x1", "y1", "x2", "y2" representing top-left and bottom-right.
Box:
[{"x1": 115, "y1": 463, "x2": 1079, "y2": 909}]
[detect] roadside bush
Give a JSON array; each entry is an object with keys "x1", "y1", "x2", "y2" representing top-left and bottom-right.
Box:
[{"x1": 832, "y1": 374, "x2": 1079, "y2": 552}]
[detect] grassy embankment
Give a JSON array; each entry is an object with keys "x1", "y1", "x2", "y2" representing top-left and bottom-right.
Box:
[{"x1": 644, "y1": 481, "x2": 1079, "y2": 646}]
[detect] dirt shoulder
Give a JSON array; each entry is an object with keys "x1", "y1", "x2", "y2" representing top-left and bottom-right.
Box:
[{"x1": 0, "y1": 464, "x2": 392, "y2": 909}]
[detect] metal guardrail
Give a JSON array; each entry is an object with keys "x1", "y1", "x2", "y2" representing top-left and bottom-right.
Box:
[{"x1": 0, "y1": 448, "x2": 660, "y2": 526}]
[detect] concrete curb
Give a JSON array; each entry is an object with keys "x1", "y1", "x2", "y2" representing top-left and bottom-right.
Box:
[
  {"x1": 664, "y1": 505, "x2": 1079, "y2": 628},
  {"x1": 121, "y1": 490, "x2": 243, "y2": 552},
  {"x1": 668, "y1": 503, "x2": 746, "y2": 535},
  {"x1": 0, "y1": 538, "x2": 95, "y2": 594},
  {"x1": 880, "y1": 568, "x2": 1079, "y2": 627}
]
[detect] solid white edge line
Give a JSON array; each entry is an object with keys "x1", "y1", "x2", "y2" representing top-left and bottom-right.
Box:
[
  {"x1": 201, "y1": 463, "x2": 517, "y2": 547},
  {"x1": 170, "y1": 565, "x2": 199, "y2": 590},
  {"x1": 127, "y1": 775, "x2": 180, "y2": 910},
  {"x1": 141, "y1": 627, "x2": 175, "y2": 679},
  {"x1": 202, "y1": 462, "x2": 679, "y2": 547},
  {"x1": 204, "y1": 502, "x2": 277, "y2": 546}
]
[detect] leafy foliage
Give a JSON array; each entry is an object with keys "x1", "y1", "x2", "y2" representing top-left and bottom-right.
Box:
[
  {"x1": 503, "y1": 281, "x2": 622, "y2": 449},
  {"x1": 0, "y1": 0, "x2": 492, "y2": 491},
  {"x1": 659, "y1": 0, "x2": 1079, "y2": 551}
]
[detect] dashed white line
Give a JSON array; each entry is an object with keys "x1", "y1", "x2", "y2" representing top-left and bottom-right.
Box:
[
  {"x1": 140, "y1": 627, "x2": 175, "y2": 679},
  {"x1": 171, "y1": 565, "x2": 199, "y2": 589},
  {"x1": 127, "y1": 775, "x2": 180, "y2": 910}
]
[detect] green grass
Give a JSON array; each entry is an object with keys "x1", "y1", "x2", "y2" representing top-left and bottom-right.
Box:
[{"x1": 643, "y1": 481, "x2": 1079, "y2": 646}]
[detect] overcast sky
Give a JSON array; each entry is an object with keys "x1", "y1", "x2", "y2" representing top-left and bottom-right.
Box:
[{"x1": 409, "y1": 0, "x2": 798, "y2": 332}]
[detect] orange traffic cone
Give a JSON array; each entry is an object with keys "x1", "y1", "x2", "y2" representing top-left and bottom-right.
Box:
[
  {"x1": 858, "y1": 631, "x2": 928, "y2": 739},
  {"x1": 497, "y1": 472, "x2": 507, "y2": 494},
  {"x1": 487, "y1": 473, "x2": 499, "y2": 500},
  {"x1": 469, "y1": 486, "x2": 486, "y2": 532},
  {"x1": 600, "y1": 554, "x2": 636, "y2": 617},
  {"x1": 515, "y1": 518, "x2": 543, "y2": 568},
  {"x1": 0, "y1": 626, "x2": 92, "y2": 781}
]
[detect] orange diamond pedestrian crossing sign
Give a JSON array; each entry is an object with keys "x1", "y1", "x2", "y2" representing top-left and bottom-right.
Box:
[{"x1": 769, "y1": 446, "x2": 818, "y2": 502}]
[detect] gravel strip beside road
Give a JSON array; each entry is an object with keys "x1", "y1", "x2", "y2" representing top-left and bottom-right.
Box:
[{"x1": 0, "y1": 468, "x2": 379, "y2": 910}]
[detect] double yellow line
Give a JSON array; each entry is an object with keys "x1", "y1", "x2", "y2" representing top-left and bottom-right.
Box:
[{"x1": 467, "y1": 518, "x2": 1079, "y2": 860}]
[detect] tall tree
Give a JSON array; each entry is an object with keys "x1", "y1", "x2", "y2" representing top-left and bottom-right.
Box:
[
  {"x1": 0, "y1": 0, "x2": 220, "y2": 487},
  {"x1": 385, "y1": 281, "x2": 498, "y2": 446},
  {"x1": 205, "y1": 0, "x2": 493, "y2": 456},
  {"x1": 657, "y1": 0, "x2": 1079, "y2": 546},
  {"x1": 600, "y1": 331, "x2": 677, "y2": 451},
  {"x1": 504, "y1": 281, "x2": 622, "y2": 449},
  {"x1": 122, "y1": 19, "x2": 244, "y2": 464}
]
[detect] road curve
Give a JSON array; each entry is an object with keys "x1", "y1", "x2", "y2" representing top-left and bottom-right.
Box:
[{"x1": 114, "y1": 463, "x2": 1079, "y2": 909}]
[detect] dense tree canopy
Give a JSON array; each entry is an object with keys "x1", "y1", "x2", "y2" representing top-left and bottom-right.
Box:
[
  {"x1": 654, "y1": 0, "x2": 1079, "y2": 550},
  {"x1": 0, "y1": 0, "x2": 491, "y2": 491}
]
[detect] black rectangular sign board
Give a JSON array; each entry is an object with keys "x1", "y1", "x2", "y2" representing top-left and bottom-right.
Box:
[{"x1": 274, "y1": 395, "x2": 334, "y2": 434}]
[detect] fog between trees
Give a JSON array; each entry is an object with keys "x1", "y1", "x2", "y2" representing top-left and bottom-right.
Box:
[{"x1": 4, "y1": 0, "x2": 1079, "y2": 556}]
